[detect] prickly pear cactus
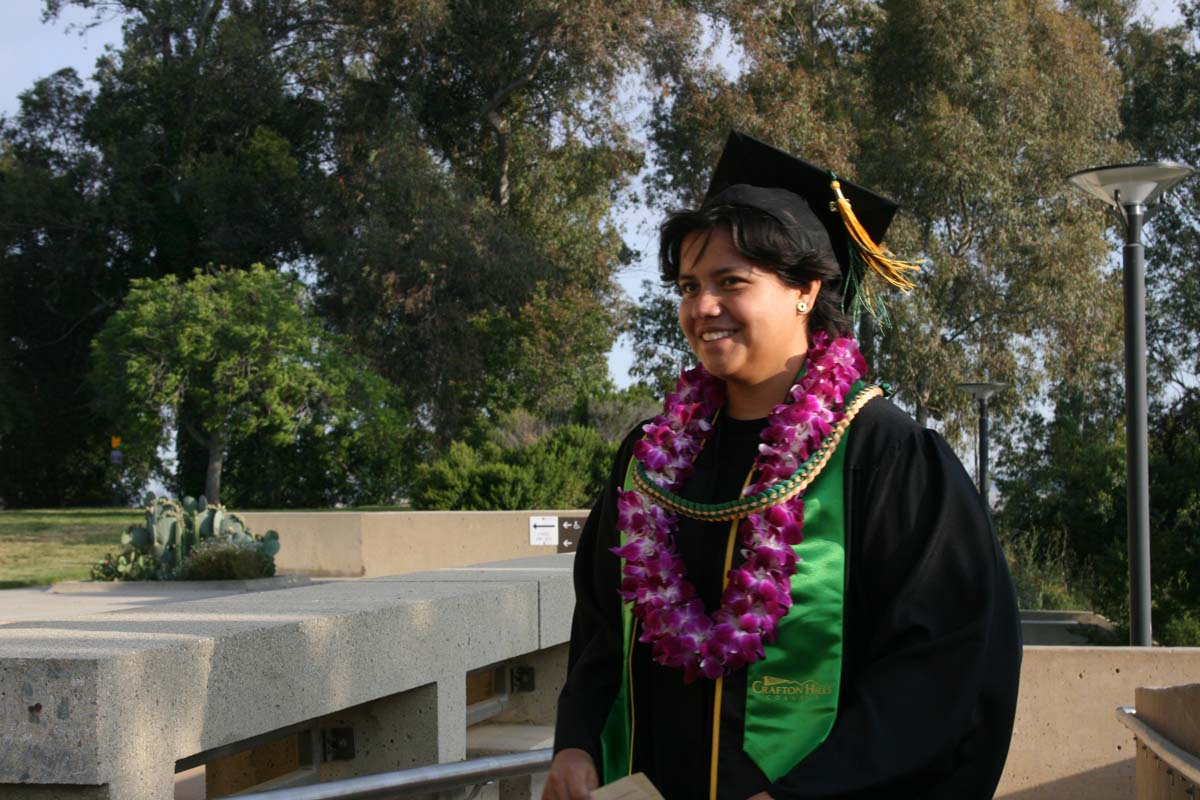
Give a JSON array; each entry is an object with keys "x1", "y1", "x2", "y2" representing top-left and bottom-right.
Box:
[{"x1": 94, "y1": 494, "x2": 281, "y2": 581}]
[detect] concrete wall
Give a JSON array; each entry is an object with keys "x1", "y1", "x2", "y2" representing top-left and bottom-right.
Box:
[
  {"x1": 240, "y1": 511, "x2": 587, "y2": 577},
  {"x1": 998, "y1": 647, "x2": 1200, "y2": 799},
  {"x1": 6, "y1": 544, "x2": 1200, "y2": 800},
  {"x1": 1132, "y1": 683, "x2": 1200, "y2": 799}
]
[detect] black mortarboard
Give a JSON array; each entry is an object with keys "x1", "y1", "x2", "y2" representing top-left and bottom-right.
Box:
[{"x1": 703, "y1": 131, "x2": 919, "y2": 322}]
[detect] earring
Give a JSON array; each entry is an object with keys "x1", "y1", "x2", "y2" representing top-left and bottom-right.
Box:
[{"x1": 796, "y1": 300, "x2": 809, "y2": 315}]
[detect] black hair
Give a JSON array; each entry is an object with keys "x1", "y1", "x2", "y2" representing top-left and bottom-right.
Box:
[{"x1": 658, "y1": 202, "x2": 852, "y2": 339}]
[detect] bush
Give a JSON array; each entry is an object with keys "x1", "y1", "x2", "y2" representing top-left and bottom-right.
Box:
[
  {"x1": 1161, "y1": 613, "x2": 1200, "y2": 647},
  {"x1": 411, "y1": 424, "x2": 616, "y2": 510},
  {"x1": 1001, "y1": 528, "x2": 1092, "y2": 611},
  {"x1": 175, "y1": 540, "x2": 276, "y2": 581}
]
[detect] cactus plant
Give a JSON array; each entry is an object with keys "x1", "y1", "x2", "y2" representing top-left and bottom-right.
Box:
[{"x1": 92, "y1": 494, "x2": 281, "y2": 581}]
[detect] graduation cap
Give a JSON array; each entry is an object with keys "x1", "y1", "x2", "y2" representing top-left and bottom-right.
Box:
[{"x1": 704, "y1": 130, "x2": 921, "y2": 324}]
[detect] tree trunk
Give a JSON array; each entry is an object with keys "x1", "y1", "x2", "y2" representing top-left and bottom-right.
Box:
[
  {"x1": 486, "y1": 110, "x2": 511, "y2": 209},
  {"x1": 205, "y1": 438, "x2": 225, "y2": 505},
  {"x1": 915, "y1": 400, "x2": 929, "y2": 428},
  {"x1": 857, "y1": 315, "x2": 876, "y2": 370}
]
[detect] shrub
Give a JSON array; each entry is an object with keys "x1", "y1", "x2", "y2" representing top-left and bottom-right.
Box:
[
  {"x1": 1001, "y1": 528, "x2": 1092, "y2": 611},
  {"x1": 411, "y1": 425, "x2": 616, "y2": 510},
  {"x1": 1161, "y1": 612, "x2": 1200, "y2": 647},
  {"x1": 175, "y1": 540, "x2": 276, "y2": 581}
]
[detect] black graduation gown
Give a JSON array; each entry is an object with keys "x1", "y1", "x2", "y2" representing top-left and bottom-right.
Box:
[{"x1": 553, "y1": 396, "x2": 1022, "y2": 799}]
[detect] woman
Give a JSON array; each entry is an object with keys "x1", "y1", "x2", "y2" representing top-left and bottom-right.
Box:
[{"x1": 544, "y1": 132, "x2": 1022, "y2": 800}]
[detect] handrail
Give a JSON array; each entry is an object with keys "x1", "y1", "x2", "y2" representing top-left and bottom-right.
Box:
[
  {"x1": 1116, "y1": 706, "x2": 1200, "y2": 785},
  {"x1": 233, "y1": 748, "x2": 554, "y2": 800}
]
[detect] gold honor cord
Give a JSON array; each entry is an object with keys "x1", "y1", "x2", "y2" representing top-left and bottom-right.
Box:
[
  {"x1": 626, "y1": 618, "x2": 637, "y2": 775},
  {"x1": 632, "y1": 385, "x2": 884, "y2": 522},
  {"x1": 710, "y1": 469, "x2": 756, "y2": 800}
]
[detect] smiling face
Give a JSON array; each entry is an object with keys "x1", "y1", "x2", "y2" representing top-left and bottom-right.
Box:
[{"x1": 676, "y1": 226, "x2": 819, "y2": 394}]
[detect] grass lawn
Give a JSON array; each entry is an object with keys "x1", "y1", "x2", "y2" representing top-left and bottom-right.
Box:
[
  {"x1": 0, "y1": 508, "x2": 141, "y2": 589},
  {"x1": 0, "y1": 505, "x2": 409, "y2": 589}
]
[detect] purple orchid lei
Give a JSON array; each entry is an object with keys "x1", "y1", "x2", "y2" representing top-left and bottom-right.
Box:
[{"x1": 613, "y1": 333, "x2": 868, "y2": 683}]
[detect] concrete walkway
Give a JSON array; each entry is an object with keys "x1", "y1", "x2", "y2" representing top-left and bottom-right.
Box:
[{"x1": 0, "y1": 576, "x2": 332, "y2": 625}]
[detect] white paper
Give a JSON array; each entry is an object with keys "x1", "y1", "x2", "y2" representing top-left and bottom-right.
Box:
[{"x1": 591, "y1": 773, "x2": 665, "y2": 800}]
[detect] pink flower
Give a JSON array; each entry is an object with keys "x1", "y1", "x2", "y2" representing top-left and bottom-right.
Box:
[{"x1": 616, "y1": 336, "x2": 867, "y2": 681}]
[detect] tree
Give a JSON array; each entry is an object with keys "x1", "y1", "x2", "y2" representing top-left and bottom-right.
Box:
[
  {"x1": 90, "y1": 264, "x2": 355, "y2": 504},
  {"x1": 645, "y1": 0, "x2": 1129, "y2": 444},
  {"x1": 214, "y1": 358, "x2": 418, "y2": 508},
  {"x1": 0, "y1": 70, "x2": 133, "y2": 505},
  {"x1": 996, "y1": 379, "x2": 1200, "y2": 645},
  {"x1": 628, "y1": 280, "x2": 694, "y2": 395},
  {"x1": 1111, "y1": 1, "x2": 1200, "y2": 395},
  {"x1": 308, "y1": 0, "x2": 701, "y2": 443},
  {"x1": 47, "y1": 0, "x2": 324, "y2": 278},
  {"x1": 859, "y1": 0, "x2": 1132, "y2": 434},
  {"x1": 1, "y1": 0, "x2": 330, "y2": 504}
]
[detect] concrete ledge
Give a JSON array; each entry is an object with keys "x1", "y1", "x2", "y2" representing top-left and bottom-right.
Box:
[
  {"x1": 49, "y1": 575, "x2": 313, "y2": 594},
  {"x1": 1, "y1": 556, "x2": 573, "y2": 799},
  {"x1": 240, "y1": 510, "x2": 588, "y2": 577},
  {"x1": 467, "y1": 724, "x2": 554, "y2": 757},
  {"x1": 9, "y1": 547, "x2": 1200, "y2": 800},
  {"x1": 998, "y1": 646, "x2": 1200, "y2": 799}
]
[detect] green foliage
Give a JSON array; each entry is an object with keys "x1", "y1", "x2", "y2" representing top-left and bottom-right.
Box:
[
  {"x1": 0, "y1": 69, "x2": 148, "y2": 506},
  {"x1": 997, "y1": 385, "x2": 1127, "y2": 568},
  {"x1": 1161, "y1": 613, "x2": 1200, "y2": 648},
  {"x1": 91, "y1": 549, "x2": 160, "y2": 582},
  {"x1": 175, "y1": 539, "x2": 276, "y2": 582},
  {"x1": 91, "y1": 494, "x2": 279, "y2": 581},
  {"x1": 1109, "y1": 4, "x2": 1200, "y2": 394},
  {"x1": 411, "y1": 425, "x2": 617, "y2": 510},
  {"x1": 89, "y1": 264, "x2": 372, "y2": 503},
  {"x1": 1000, "y1": 528, "x2": 1093, "y2": 611},
  {"x1": 313, "y1": 116, "x2": 629, "y2": 445},
  {"x1": 997, "y1": 386, "x2": 1200, "y2": 639},
  {"x1": 629, "y1": 281, "x2": 695, "y2": 396},
  {"x1": 216, "y1": 360, "x2": 419, "y2": 508},
  {"x1": 649, "y1": 0, "x2": 1128, "y2": 441}
]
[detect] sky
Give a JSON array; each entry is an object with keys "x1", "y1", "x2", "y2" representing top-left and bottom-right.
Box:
[{"x1": 1, "y1": 0, "x2": 1187, "y2": 389}]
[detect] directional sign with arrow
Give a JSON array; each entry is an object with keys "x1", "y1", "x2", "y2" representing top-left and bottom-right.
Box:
[
  {"x1": 557, "y1": 516, "x2": 586, "y2": 553},
  {"x1": 529, "y1": 515, "x2": 559, "y2": 546}
]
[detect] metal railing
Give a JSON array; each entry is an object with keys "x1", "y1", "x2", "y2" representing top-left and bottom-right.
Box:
[
  {"x1": 1116, "y1": 706, "x2": 1200, "y2": 791},
  {"x1": 232, "y1": 748, "x2": 554, "y2": 800}
]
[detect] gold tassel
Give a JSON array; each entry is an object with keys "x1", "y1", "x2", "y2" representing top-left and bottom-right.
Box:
[{"x1": 829, "y1": 179, "x2": 923, "y2": 300}]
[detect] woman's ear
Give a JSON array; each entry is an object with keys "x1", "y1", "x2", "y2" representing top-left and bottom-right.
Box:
[{"x1": 796, "y1": 279, "x2": 822, "y2": 315}]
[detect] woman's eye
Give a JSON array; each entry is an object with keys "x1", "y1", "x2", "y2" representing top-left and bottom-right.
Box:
[{"x1": 677, "y1": 283, "x2": 697, "y2": 295}]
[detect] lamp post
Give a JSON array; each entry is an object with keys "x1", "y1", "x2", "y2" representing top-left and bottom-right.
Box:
[
  {"x1": 957, "y1": 382, "x2": 1008, "y2": 501},
  {"x1": 1067, "y1": 161, "x2": 1195, "y2": 646}
]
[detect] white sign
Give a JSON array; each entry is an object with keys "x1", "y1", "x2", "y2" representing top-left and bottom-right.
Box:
[{"x1": 529, "y1": 515, "x2": 559, "y2": 546}]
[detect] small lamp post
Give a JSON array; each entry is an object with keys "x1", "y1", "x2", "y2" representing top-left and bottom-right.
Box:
[
  {"x1": 957, "y1": 382, "x2": 1008, "y2": 501},
  {"x1": 1067, "y1": 161, "x2": 1195, "y2": 646}
]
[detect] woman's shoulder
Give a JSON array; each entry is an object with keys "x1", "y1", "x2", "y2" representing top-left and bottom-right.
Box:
[
  {"x1": 603, "y1": 418, "x2": 651, "y2": 488},
  {"x1": 846, "y1": 392, "x2": 924, "y2": 467}
]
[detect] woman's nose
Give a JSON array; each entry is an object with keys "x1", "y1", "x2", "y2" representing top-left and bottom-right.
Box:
[{"x1": 692, "y1": 288, "x2": 721, "y2": 317}]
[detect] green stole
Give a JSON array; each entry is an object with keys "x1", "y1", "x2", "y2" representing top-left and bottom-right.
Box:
[{"x1": 599, "y1": 397, "x2": 852, "y2": 784}]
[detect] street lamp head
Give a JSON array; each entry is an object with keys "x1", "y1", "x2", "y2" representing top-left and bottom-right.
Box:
[
  {"x1": 1067, "y1": 162, "x2": 1194, "y2": 209},
  {"x1": 957, "y1": 382, "x2": 1009, "y2": 402}
]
